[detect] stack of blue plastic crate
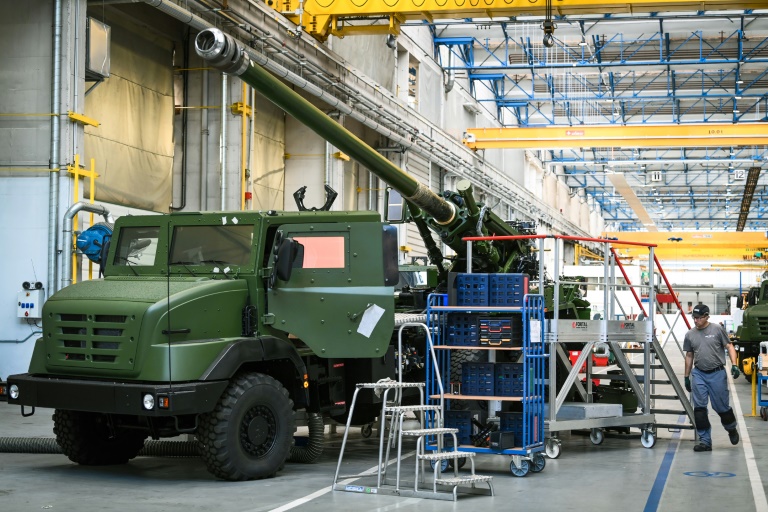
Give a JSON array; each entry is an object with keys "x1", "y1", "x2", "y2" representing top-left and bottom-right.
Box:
[
  {"x1": 444, "y1": 410, "x2": 474, "y2": 445},
  {"x1": 446, "y1": 314, "x2": 479, "y2": 346},
  {"x1": 495, "y1": 362, "x2": 524, "y2": 396},
  {"x1": 456, "y1": 273, "x2": 490, "y2": 306},
  {"x1": 498, "y1": 411, "x2": 523, "y2": 446},
  {"x1": 488, "y1": 274, "x2": 528, "y2": 307},
  {"x1": 461, "y1": 362, "x2": 495, "y2": 396}
]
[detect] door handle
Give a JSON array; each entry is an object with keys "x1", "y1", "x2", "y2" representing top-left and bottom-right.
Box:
[{"x1": 348, "y1": 303, "x2": 373, "y2": 322}]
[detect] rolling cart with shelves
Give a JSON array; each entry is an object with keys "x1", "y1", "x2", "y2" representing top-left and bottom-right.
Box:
[
  {"x1": 758, "y1": 373, "x2": 768, "y2": 420},
  {"x1": 426, "y1": 292, "x2": 547, "y2": 477}
]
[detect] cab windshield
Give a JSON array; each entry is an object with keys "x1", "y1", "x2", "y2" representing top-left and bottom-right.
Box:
[{"x1": 169, "y1": 224, "x2": 254, "y2": 266}]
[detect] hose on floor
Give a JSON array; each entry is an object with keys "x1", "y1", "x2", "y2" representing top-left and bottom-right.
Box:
[
  {"x1": 287, "y1": 412, "x2": 324, "y2": 463},
  {"x1": 1, "y1": 413, "x2": 324, "y2": 462},
  {"x1": 0, "y1": 437, "x2": 200, "y2": 457}
]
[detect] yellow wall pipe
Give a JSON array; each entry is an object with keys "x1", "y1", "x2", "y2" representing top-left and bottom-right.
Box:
[
  {"x1": 71, "y1": 154, "x2": 81, "y2": 285},
  {"x1": 241, "y1": 81, "x2": 247, "y2": 211},
  {"x1": 67, "y1": 155, "x2": 100, "y2": 283}
]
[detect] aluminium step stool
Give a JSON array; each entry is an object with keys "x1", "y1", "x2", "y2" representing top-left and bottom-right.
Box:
[{"x1": 333, "y1": 380, "x2": 493, "y2": 501}]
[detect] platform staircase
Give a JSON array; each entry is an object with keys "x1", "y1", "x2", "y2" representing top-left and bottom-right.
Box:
[
  {"x1": 332, "y1": 324, "x2": 494, "y2": 501},
  {"x1": 598, "y1": 248, "x2": 696, "y2": 435},
  {"x1": 554, "y1": 330, "x2": 695, "y2": 445},
  {"x1": 621, "y1": 338, "x2": 696, "y2": 433}
]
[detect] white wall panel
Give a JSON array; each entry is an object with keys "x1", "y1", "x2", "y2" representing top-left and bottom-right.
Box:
[{"x1": 0, "y1": 178, "x2": 50, "y2": 380}]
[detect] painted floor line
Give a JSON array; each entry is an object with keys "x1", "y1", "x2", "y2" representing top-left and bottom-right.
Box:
[
  {"x1": 643, "y1": 426, "x2": 682, "y2": 512},
  {"x1": 729, "y1": 376, "x2": 768, "y2": 512},
  {"x1": 264, "y1": 450, "x2": 416, "y2": 512}
]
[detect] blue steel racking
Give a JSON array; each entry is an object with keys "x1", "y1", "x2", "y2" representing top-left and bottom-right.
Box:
[{"x1": 426, "y1": 292, "x2": 548, "y2": 476}]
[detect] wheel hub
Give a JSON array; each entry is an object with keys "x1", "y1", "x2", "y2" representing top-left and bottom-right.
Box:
[
  {"x1": 240, "y1": 405, "x2": 277, "y2": 456},
  {"x1": 247, "y1": 416, "x2": 269, "y2": 446}
]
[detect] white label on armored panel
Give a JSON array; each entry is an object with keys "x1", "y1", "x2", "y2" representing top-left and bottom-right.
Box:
[{"x1": 358, "y1": 304, "x2": 385, "y2": 338}]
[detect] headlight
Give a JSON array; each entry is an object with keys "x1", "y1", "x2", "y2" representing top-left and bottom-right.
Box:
[
  {"x1": 9, "y1": 384, "x2": 19, "y2": 400},
  {"x1": 142, "y1": 393, "x2": 155, "y2": 410}
]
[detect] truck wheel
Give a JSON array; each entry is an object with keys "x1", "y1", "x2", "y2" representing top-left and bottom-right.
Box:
[
  {"x1": 198, "y1": 373, "x2": 295, "y2": 481},
  {"x1": 52, "y1": 410, "x2": 146, "y2": 465}
]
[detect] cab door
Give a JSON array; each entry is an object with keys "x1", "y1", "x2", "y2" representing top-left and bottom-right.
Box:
[{"x1": 266, "y1": 222, "x2": 397, "y2": 358}]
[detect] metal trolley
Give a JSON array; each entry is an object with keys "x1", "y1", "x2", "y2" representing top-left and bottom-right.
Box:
[
  {"x1": 758, "y1": 373, "x2": 768, "y2": 421},
  {"x1": 425, "y1": 292, "x2": 548, "y2": 476}
]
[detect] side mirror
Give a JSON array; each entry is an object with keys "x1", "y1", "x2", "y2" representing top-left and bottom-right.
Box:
[{"x1": 270, "y1": 237, "x2": 303, "y2": 287}]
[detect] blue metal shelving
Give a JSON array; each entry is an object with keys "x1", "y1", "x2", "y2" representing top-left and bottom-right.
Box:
[{"x1": 425, "y1": 292, "x2": 547, "y2": 475}]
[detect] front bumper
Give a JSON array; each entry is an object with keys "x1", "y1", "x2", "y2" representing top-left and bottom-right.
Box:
[{"x1": 6, "y1": 373, "x2": 228, "y2": 416}]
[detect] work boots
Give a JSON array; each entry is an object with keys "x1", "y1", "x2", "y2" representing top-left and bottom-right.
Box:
[{"x1": 728, "y1": 428, "x2": 740, "y2": 445}]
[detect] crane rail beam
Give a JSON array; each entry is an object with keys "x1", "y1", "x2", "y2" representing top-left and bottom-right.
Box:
[
  {"x1": 279, "y1": 0, "x2": 767, "y2": 39},
  {"x1": 462, "y1": 123, "x2": 768, "y2": 149}
]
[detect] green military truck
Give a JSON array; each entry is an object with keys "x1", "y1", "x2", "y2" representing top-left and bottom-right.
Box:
[
  {"x1": 734, "y1": 281, "x2": 768, "y2": 381},
  {"x1": 8, "y1": 210, "x2": 400, "y2": 480}
]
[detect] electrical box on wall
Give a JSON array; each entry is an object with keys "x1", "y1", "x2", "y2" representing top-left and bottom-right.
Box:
[
  {"x1": 86, "y1": 17, "x2": 111, "y2": 79},
  {"x1": 17, "y1": 288, "x2": 44, "y2": 319}
]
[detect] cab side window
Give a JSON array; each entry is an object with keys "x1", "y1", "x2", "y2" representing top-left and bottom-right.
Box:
[{"x1": 293, "y1": 236, "x2": 345, "y2": 269}]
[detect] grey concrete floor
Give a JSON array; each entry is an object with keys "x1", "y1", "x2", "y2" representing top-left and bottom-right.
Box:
[{"x1": 2, "y1": 370, "x2": 768, "y2": 511}]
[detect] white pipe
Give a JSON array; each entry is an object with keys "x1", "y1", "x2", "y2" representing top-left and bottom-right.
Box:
[
  {"x1": 200, "y1": 68, "x2": 209, "y2": 210},
  {"x1": 61, "y1": 202, "x2": 114, "y2": 289},
  {"x1": 48, "y1": 0, "x2": 63, "y2": 296},
  {"x1": 220, "y1": 73, "x2": 228, "y2": 210},
  {"x1": 444, "y1": 48, "x2": 455, "y2": 93},
  {"x1": 368, "y1": 171, "x2": 376, "y2": 212}
]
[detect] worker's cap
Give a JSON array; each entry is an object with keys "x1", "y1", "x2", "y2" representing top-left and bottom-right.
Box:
[{"x1": 692, "y1": 304, "x2": 710, "y2": 318}]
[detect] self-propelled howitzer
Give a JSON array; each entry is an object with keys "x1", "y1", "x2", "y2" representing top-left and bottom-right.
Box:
[{"x1": 194, "y1": 28, "x2": 536, "y2": 281}]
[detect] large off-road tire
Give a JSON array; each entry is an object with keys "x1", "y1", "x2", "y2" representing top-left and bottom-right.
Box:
[
  {"x1": 52, "y1": 410, "x2": 146, "y2": 465},
  {"x1": 198, "y1": 373, "x2": 295, "y2": 481},
  {"x1": 449, "y1": 350, "x2": 489, "y2": 411}
]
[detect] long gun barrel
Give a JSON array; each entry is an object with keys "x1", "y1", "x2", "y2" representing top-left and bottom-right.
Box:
[
  {"x1": 195, "y1": 28, "x2": 534, "y2": 276},
  {"x1": 195, "y1": 29, "x2": 454, "y2": 224}
]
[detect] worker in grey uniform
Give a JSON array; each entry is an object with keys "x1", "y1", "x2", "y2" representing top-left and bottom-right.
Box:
[{"x1": 683, "y1": 304, "x2": 740, "y2": 452}]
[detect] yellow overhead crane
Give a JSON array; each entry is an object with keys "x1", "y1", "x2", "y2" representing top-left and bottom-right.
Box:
[
  {"x1": 462, "y1": 123, "x2": 768, "y2": 150},
  {"x1": 604, "y1": 231, "x2": 768, "y2": 263},
  {"x1": 279, "y1": 0, "x2": 765, "y2": 40}
]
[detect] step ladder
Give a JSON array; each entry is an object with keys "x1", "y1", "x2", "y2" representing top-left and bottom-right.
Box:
[
  {"x1": 332, "y1": 324, "x2": 494, "y2": 501},
  {"x1": 617, "y1": 338, "x2": 696, "y2": 433}
]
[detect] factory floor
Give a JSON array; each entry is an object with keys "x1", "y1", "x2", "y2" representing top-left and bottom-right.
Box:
[{"x1": 3, "y1": 357, "x2": 768, "y2": 511}]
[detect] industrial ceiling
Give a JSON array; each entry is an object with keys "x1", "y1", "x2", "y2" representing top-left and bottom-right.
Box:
[
  {"x1": 428, "y1": 10, "x2": 768, "y2": 232},
  {"x1": 277, "y1": 0, "x2": 768, "y2": 232}
]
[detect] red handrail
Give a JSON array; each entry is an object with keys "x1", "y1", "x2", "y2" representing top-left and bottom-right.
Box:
[
  {"x1": 609, "y1": 247, "x2": 648, "y2": 318},
  {"x1": 654, "y1": 254, "x2": 692, "y2": 330},
  {"x1": 460, "y1": 233, "x2": 688, "y2": 328}
]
